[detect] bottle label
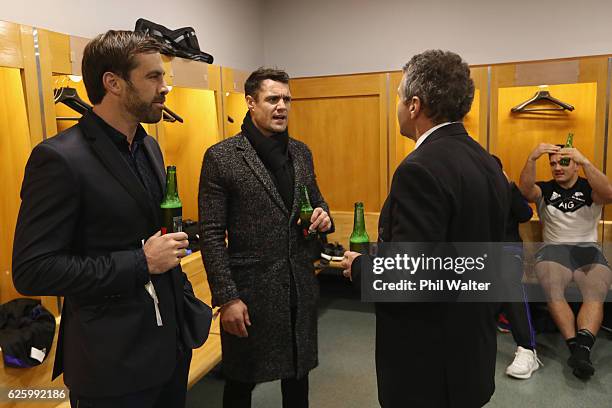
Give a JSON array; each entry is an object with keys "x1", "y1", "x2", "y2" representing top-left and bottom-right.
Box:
[
  {"x1": 173, "y1": 215, "x2": 183, "y2": 233},
  {"x1": 350, "y1": 242, "x2": 370, "y2": 255}
]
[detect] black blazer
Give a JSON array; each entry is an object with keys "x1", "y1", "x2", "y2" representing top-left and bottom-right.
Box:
[
  {"x1": 373, "y1": 123, "x2": 509, "y2": 408},
  {"x1": 12, "y1": 112, "x2": 188, "y2": 398}
]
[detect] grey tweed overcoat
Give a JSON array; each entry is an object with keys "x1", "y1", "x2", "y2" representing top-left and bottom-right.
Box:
[{"x1": 198, "y1": 133, "x2": 332, "y2": 383}]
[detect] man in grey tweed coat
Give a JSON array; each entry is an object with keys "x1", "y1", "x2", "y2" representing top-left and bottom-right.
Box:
[{"x1": 199, "y1": 68, "x2": 333, "y2": 408}]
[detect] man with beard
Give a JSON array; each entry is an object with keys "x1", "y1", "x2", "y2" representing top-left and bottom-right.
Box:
[
  {"x1": 199, "y1": 68, "x2": 332, "y2": 408},
  {"x1": 13, "y1": 31, "x2": 192, "y2": 407}
]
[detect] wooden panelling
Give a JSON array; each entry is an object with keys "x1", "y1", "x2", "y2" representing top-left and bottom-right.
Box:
[
  {"x1": 289, "y1": 73, "x2": 388, "y2": 213},
  {"x1": 0, "y1": 20, "x2": 23, "y2": 69},
  {"x1": 69, "y1": 35, "x2": 90, "y2": 75},
  {"x1": 389, "y1": 91, "x2": 415, "y2": 177},
  {"x1": 37, "y1": 29, "x2": 59, "y2": 137},
  {"x1": 221, "y1": 66, "x2": 248, "y2": 94},
  {"x1": 47, "y1": 30, "x2": 71, "y2": 75},
  {"x1": 170, "y1": 58, "x2": 210, "y2": 89},
  {"x1": 160, "y1": 87, "x2": 221, "y2": 221},
  {"x1": 207, "y1": 64, "x2": 222, "y2": 91},
  {"x1": 490, "y1": 57, "x2": 608, "y2": 166},
  {"x1": 290, "y1": 73, "x2": 384, "y2": 99},
  {"x1": 490, "y1": 57, "x2": 611, "y2": 228},
  {"x1": 0, "y1": 67, "x2": 33, "y2": 304},
  {"x1": 207, "y1": 64, "x2": 224, "y2": 139},
  {"x1": 19, "y1": 25, "x2": 45, "y2": 146},
  {"x1": 387, "y1": 72, "x2": 407, "y2": 183},
  {"x1": 578, "y1": 57, "x2": 608, "y2": 171},
  {"x1": 221, "y1": 67, "x2": 248, "y2": 138},
  {"x1": 289, "y1": 95, "x2": 383, "y2": 212},
  {"x1": 495, "y1": 82, "x2": 598, "y2": 185},
  {"x1": 470, "y1": 66, "x2": 489, "y2": 148},
  {"x1": 463, "y1": 90, "x2": 481, "y2": 141},
  {"x1": 607, "y1": 57, "x2": 612, "y2": 228},
  {"x1": 161, "y1": 55, "x2": 174, "y2": 86},
  {"x1": 224, "y1": 91, "x2": 246, "y2": 137},
  {"x1": 36, "y1": 29, "x2": 72, "y2": 141}
]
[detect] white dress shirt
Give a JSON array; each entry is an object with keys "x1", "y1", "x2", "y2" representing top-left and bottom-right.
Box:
[{"x1": 414, "y1": 122, "x2": 459, "y2": 150}]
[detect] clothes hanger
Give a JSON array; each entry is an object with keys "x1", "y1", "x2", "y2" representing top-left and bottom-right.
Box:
[
  {"x1": 511, "y1": 90, "x2": 574, "y2": 113},
  {"x1": 162, "y1": 106, "x2": 183, "y2": 123},
  {"x1": 54, "y1": 86, "x2": 92, "y2": 116}
]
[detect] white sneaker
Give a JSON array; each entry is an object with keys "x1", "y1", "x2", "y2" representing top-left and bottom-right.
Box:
[{"x1": 505, "y1": 346, "x2": 542, "y2": 379}]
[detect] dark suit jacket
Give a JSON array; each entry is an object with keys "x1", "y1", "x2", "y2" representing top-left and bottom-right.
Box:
[
  {"x1": 199, "y1": 133, "x2": 332, "y2": 382},
  {"x1": 371, "y1": 123, "x2": 509, "y2": 408},
  {"x1": 12, "y1": 112, "x2": 189, "y2": 398}
]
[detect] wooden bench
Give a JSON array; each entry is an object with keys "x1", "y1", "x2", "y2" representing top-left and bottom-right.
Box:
[{"x1": 0, "y1": 251, "x2": 221, "y2": 408}]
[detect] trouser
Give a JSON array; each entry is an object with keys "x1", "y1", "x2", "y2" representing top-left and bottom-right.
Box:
[
  {"x1": 501, "y1": 246, "x2": 537, "y2": 349},
  {"x1": 69, "y1": 346, "x2": 192, "y2": 408},
  {"x1": 223, "y1": 376, "x2": 309, "y2": 408},
  {"x1": 501, "y1": 300, "x2": 537, "y2": 349}
]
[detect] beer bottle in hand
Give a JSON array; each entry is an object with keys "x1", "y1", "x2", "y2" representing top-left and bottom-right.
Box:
[
  {"x1": 349, "y1": 202, "x2": 370, "y2": 254},
  {"x1": 298, "y1": 184, "x2": 316, "y2": 240},
  {"x1": 559, "y1": 132, "x2": 574, "y2": 166},
  {"x1": 161, "y1": 165, "x2": 182, "y2": 234}
]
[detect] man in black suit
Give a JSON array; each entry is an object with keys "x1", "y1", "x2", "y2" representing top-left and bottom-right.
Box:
[
  {"x1": 12, "y1": 31, "x2": 192, "y2": 408},
  {"x1": 342, "y1": 50, "x2": 509, "y2": 407}
]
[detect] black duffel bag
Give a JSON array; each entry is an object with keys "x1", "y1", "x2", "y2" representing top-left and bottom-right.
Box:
[
  {"x1": 135, "y1": 18, "x2": 214, "y2": 63},
  {"x1": 0, "y1": 298, "x2": 55, "y2": 368}
]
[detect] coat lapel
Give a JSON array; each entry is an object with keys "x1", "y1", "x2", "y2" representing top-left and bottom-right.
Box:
[
  {"x1": 78, "y1": 113, "x2": 157, "y2": 224},
  {"x1": 237, "y1": 134, "x2": 289, "y2": 214}
]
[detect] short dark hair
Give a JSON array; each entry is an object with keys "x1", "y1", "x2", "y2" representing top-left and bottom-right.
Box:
[
  {"x1": 82, "y1": 30, "x2": 168, "y2": 104},
  {"x1": 244, "y1": 67, "x2": 290, "y2": 100},
  {"x1": 402, "y1": 50, "x2": 474, "y2": 124}
]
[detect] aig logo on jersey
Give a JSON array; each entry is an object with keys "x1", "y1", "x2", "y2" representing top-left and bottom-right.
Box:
[{"x1": 547, "y1": 189, "x2": 587, "y2": 213}]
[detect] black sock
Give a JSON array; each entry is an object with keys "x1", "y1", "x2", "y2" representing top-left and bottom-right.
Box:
[
  {"x1": 576, "y1": 329, "x2": 596, "y2": 352},
  {"x1": 566, "y1": 337, "x2": 577, "y2": 353}
]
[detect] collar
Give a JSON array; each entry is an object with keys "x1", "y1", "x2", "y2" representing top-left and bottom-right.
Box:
[
  {"x1": 414, "y1": 121, "x2": 457, "y2": 150},
  {"x1": 89, "y1": 110, "x2": 146, "y2": 150}
]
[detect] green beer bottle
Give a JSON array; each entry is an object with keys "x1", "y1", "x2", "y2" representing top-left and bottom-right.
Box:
[
  {"x1": 298, "y1": 184, "x2": 316, "y2": 240},
  {"x1": 559, "y1": 132, "x2": 574, "y2": 166},
  {"x1": 161, "y1": 165, "x2": 182, "y2": 234},
  {"x1": 349, "y1": 202, "x2": 370, "y2": 254}
]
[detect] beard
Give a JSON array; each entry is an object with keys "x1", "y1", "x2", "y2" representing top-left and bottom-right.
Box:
[{"x1": 124, "y1": 83, "x2": 164, "y2": 124}]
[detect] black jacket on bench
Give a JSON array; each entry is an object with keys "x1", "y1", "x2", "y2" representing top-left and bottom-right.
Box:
[{"x1": 12, "y1": 112, "x2": 190, "y2": 398}]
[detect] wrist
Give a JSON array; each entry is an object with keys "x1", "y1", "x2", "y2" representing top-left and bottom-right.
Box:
[{"x1": 221, "y1": 298, "x2": 240, "y2": 310}]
